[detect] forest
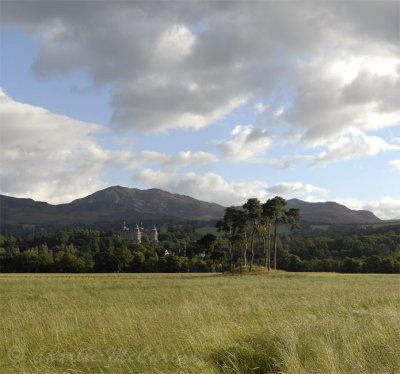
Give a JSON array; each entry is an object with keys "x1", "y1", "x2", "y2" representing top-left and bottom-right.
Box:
[{"x1": 1, "y1": 221, "x2": 399, "y2": 274}]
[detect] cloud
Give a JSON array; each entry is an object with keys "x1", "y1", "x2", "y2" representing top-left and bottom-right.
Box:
[
  {"x1": 335, "y1": 197, "x2": 400, "y2": 220},
  {"x1": 215, "y1": 125, "x2": 271, "y2": 162},
  {"x1": 266, "y1": 155, "x2": 314, "y2": 169},
  {"x1": 0, "y1": 90, "x2": 217, "y2": 203},
  {"x1": 280, "y1": 56, "x2": 400, "y2": 147},
  {"x1": 132, "y1": 150, "x2": 217, "y2": 171},
  {"x1": 110, "y1": 93, "x2": 246, "y2": 133},
  {"x1": 134, "y1": 169, "x2": 269, "y2": 206},
  {"x1": 2, "y1": 1, "x2": 399, "y2": 141},
  {"x1": 0, "y1": 89, "x2": 127, "y2": 203},
  {"x1": 255, "y1": 102, "x2": 268, "y2": 114},
  {"x1": 267, "y1": 182, "x2": 328, "y2": 197},
  {"x1": 133, "y1": 168, "x2": 328, "y2": 206},
  {"x1": 312, "y1": 130, "x2": 399, "y2": 166},
  {"x1": 154, "y1": 24, "x2": 195, "y2": 64}
]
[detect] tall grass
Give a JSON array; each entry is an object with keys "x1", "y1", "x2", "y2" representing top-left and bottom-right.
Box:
[{"x1": 1, "y1": 273, "x2": 399, "y2": 373}]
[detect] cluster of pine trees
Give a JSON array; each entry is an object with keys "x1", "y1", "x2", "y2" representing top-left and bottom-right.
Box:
[{"x1": 215, "y1": 196, "x2": 300, "y2": 274}]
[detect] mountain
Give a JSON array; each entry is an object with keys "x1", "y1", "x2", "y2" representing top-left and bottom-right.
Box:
[
  {"x1": 0, "y1": 186, "x2": 382, "y2": 228},
  {"x1": 0, "y1": 186, "x2": 225, "y2": 226},
  {"x1": 286, "y1": 199, "x2": 381, "y2": 224}
]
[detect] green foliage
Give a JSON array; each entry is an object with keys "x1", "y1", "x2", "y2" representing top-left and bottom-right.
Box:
[
  {"x1": 13, "y1": 251, "x2": 43, "y2": 272},
  {"x1": 55, "y1": 253, "x2": 85, "y2": 273},
  {"x1": 93, "y1": 250, "x2": 120, "y2": 272},
  {"x1": 131, "y1": 251, "x2": 145, "y2": 272},
  {"x1": 0, "y1": 223, "x2": 399, "y2": 274},
  {"x1": 189, "y1": 256, "x2": 210, "y2": 272},
  {"x1": 114, "y1": 246, "x2": 133, "y2": 271},
  {"x1": 158, "y1": 255, "x2": 189, "y2": 272},
  {"x1": 242, "y1": 198, "x2": 262, "y2": 221}
]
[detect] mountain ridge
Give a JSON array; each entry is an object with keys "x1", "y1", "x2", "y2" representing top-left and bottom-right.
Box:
[
  {"x1": 0, "y1": 186, "x2": 382, "y2": 227},
  {"x1": 285, "y1": 198, "x2": 380, "y2": 224}
]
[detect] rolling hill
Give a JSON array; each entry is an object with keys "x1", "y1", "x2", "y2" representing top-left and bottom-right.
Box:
[
  {"x1": 0, "y1": 186, "x2": 382, "y2": 228},
  {"x1": 285, "y1": 199, "x2": 381, "y2": 224},
  {"x1": 0, "y1": 186, "x2": 225, "y2": 226}
]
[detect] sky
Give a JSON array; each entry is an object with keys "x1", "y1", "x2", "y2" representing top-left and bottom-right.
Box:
[{"x1": 0, "y1": 0, "x2": 399, "y2": 219}]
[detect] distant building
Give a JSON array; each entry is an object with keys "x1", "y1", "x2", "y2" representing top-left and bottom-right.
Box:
[
  {"x1": 119, "y1": 221, "x2": 135, "y2": 241},
  {"x1": 133, "y1": 224, "x2": 142, "y2": 243},
  {"x1": 149, "y1": 225, "x2": 159, "y2": 242},
  {"x1": 119, "y1": 222, "x2": 158, "y2": 243}
]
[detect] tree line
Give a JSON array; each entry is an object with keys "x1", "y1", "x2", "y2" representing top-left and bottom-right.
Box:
[
  {"x1": 0, "y1": 227, "x2": 211, "y2": 273},
  {"x1": 0, "y1": 196, "x2": 399, "y2": 273}
]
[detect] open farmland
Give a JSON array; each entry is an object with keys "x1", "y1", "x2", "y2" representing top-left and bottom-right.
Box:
[{"x1": 1, "y1": 273, "x2": 399, "y2": 374}]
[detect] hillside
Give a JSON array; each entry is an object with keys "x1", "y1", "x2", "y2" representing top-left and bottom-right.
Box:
[
  {"x1": 0, "y1": 186, "x2": 225, "y2": 226},
  {"x1": 0, "y1": 186, "x2": 382, "y2": 228},
  {"x1": 286, "y1": 199, "x2": 381, "y2": 224}
]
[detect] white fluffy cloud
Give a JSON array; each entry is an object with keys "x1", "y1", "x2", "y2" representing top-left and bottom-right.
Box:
[
  {"x1": 2, "y1": 1, "x2": 399, "y2": 142},
  {"x1": 215, "y1": 125, "x2": 272, "y2": 162},
  {"x1": 0, "y1": 90, "x2": 217, "y2": 203},
  {"x1": 134, "y1": 169, "x2": 263, "y2": 206},
  {"x1": 312, "y1": 129, "x2": 399, "y2": 166},
  {"x1": 267, "y1": 182, "x2": 328, "y2": 197},
  {"x1": 0, "y1": 89, "x2": 125, "y2": 203},
  {"x1": 336, "y1": 197, "x2": 400, "y2": 220},
  {"x1": 133, "y1": 168, "x2": 328, "y2": 206}
]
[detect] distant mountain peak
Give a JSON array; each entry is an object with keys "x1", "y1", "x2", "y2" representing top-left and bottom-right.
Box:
[{"x1": 1, "y1": 187, "x2": 382, "y2": 227}]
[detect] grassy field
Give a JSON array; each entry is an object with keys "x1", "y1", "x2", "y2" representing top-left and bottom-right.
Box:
[{"x1": 1, "y1": 273, "x2": 399, "y2": 374}]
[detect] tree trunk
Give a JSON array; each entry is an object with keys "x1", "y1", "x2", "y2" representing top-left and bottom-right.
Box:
[
  {"x1": 273, "y1": 218, "x2": 278, "y2": 270},
  {"x1": 267, "y1": 223, "x2": 271, "y2": 271},
  {"x1": 240, "y1": 241, "x2": 243, "y2": 276},
  {"x1": 263, "y1": 235, "x2": 267, "y2": 267},
  {"x1": 243, "y1": 237, "x2": 247, "y2": 267},
  {"x1": 244, "y1": 232, "x2": 248, "y2": 270},
  {"x1": 250, "y1": 227, "x2": 255, "y2": 272},
  {"x1": 228, "y1": 240, "x2": 233, "y2": 273}
]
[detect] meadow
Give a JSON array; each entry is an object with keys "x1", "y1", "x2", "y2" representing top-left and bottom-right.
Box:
[{"x1": 1, "y1": 273, "x2": 399, "y2": 374}]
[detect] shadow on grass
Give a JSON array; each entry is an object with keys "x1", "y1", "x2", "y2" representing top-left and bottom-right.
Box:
[{"x1": 210, "y1": 334, "x2": 283, "y2": 374}]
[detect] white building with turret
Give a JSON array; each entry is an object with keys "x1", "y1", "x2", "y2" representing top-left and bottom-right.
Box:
[
  {"x1": 149, "y1": 225, "x2": 159, "y2": 242},
  {"x1": 119, "y1": 222, "x2": 158, "y2": 243}
]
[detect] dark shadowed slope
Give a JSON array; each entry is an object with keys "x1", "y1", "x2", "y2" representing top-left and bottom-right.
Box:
[
  {"x1": 0, "y1": 186, "x2": 225, "y2": 225},
  {"x1": 1, "y1": 186, "x2": 382, "y2": 227},
  {"x1": 286, "y1": 199, "x2": 381, "y2": 224}
]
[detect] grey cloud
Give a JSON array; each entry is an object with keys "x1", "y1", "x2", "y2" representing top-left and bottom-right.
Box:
[
  {"x1": 215, "y1": 125, "x2": 272, "y2": 162},
  {"x1": 2, "y1": 1, "x2": 399, "y2": 141},
  {"x1": 245, "y1": 128, "x2": 271, "y2": 143},
  {"x1": 342, "y1": 70, "x2": 400, "y2": 112},
  {"x1": 334, "y1": 1, "x2": 400, "y2": 47}
]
